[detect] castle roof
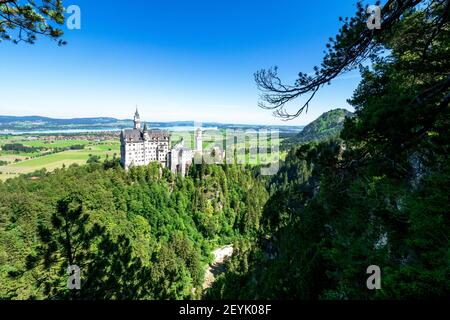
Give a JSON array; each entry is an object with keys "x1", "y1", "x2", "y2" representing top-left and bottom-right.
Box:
[
  {"x1": 147, "y1": 129, "x2": 170, "y2": 138},
  {"x1": 121, "y1": 128, "x2": 169, "y2": 142},
  {"x1": 122, "y1": 129, "x2": 142, "y2": 142}
]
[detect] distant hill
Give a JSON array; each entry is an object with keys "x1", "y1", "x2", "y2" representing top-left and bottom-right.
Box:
[
  {"x1": 281, "y1": 109, "x2": 353, "y2": 150},
  {"x1": 0, "y1": 115, "x2": 304, "y2": 134},
  {"x1": 296, "y1": 108, "x2": 353, "y2": 142}
]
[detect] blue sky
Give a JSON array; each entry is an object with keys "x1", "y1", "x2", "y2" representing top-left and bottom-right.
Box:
[{"x1": 0, "y1": 0, "x2": 365, "y2": 125}]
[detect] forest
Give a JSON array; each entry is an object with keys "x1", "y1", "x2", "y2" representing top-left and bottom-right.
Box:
[
  {"x1": 0, "y1": 159, "x2": 268, "y2": 299},
  {"x1": 206, "y1": 0, "x2": 450, "y2": 299},
  {"x1": 0, "y1": 0, "x2": 449, "y2": 300}
]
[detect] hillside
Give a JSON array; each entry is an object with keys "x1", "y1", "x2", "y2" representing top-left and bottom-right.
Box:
[
  {"x1": 206, "y1": 1, "x2": 450, "y2": 300},
  {"x1": 281, "y1": 109, "x2": 353, "y2": 150},
  {"x1": 297, "y1": 109, "x2": 353, "y2": 142},
  {"x1": 0, "y1": 161, "x2": 268, "y2": 299}
]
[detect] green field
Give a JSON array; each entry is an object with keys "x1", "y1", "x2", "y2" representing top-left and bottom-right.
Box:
[
  {"x1": 0, "y1": 136, "x2": 90, "y2": 149},
  {"x1": 0, "y1": 138, "x2": 119, "y2": 181},
  {"x1": 14, "y1": 139, "x2": 90, "y2": 148}
]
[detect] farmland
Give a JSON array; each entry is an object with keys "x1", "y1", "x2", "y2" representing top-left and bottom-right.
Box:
[{"x1": 0, "y1": 135, "x2": 119, "y2": 180}]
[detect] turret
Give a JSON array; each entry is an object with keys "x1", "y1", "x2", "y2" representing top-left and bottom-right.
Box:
[{"x1": 143, "y1": 123, "x2": 149, "y2": 139}]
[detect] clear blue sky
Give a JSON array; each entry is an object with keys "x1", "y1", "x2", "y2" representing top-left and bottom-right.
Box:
[{"x1": 0, "y1": 0, "x2": 366, "y2": 125}]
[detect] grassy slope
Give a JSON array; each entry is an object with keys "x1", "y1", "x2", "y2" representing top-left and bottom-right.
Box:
[{"x1": 0, "y1": 141, "x2": 120, "y2": 180}]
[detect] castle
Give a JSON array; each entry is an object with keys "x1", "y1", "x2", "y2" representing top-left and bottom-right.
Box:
[
  {"x1": 120, "y1": 108, "x2": 170, "y2": 169},
  {"x1": 120, "y1": 108, "x2": 203, "y2": 175}
]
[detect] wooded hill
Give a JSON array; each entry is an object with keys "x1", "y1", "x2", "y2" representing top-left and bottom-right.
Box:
[
  {"x1": 0, "y1": 161, "x2": 267, "y2": 299},
  {"x1": 281, "y1": 109, "x2": 354, "y2": 150}
]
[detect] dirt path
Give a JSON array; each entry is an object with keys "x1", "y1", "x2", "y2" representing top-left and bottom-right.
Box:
[{"x1": 202, "y1": 245, "x2": 234, "y2": 290}]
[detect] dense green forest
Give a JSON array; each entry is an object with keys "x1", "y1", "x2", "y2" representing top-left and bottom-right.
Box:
[
  {"x1": 206, "y1": 1, "x2": 450, "y2": 299},
  {"x1": 1, "y1": 0, "x2": 449, "y2": 301},
  {"x1": 0, "y1": 160, "x2": 268, "y2": 299}
]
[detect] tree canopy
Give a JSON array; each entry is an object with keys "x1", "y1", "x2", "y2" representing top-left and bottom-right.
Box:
[
  {"x1": 0, "y1": 0, "x2": 66, "y2": 44},
  {"x1": 0, "y1": 161, "x2": 268, "y2": 299},
  {"x1": 207, "y1": 0, "x2": 450, "y2": 299}
]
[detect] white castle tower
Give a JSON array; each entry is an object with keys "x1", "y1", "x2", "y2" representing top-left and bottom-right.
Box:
[{"x1": 195, "y1": 128, "x2": 202, "y2": 153}]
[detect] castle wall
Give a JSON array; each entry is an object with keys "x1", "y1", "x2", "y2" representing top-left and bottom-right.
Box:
[{"x1": 121, "y1": 135, "x2": 169, "y2": 169}]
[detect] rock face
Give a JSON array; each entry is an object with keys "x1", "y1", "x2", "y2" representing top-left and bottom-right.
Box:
[
  {"x1": 296, "y1": 108, "x2": 354, "y2": 144},
  {"x1": 202, "y1": 245, "x2": 234, "y2": 290}
]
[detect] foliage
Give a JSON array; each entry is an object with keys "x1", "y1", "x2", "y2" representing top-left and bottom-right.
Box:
[
  {"x1": 0, "y1": 161, "x2": 267, "y2": 299},
  {"x1": 1, "y1": 0, "x2": 449, "y2": 301},
  {"x1": 254, "y1": 0, "x2": 444, "y2": 119},
  {"x1": 208, "y1": 0, "x2": 450, "y2": 300},
  {"x1": 2, "y1": 143, "x2": 40, "y2": 153},
  {"x1": 0, "y1": 0, "x2": 66, "y2": 45}
]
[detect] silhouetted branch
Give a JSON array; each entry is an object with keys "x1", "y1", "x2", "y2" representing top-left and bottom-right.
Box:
[{"x1": 255, "y1": 0, "x2": 432, "y2": 120}]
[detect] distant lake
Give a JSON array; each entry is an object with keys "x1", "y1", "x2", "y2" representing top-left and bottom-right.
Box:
[
  {"x1": 1, "y1": 125, "x2": 304, "y2": 135},
  {"x1": 2, "y1": 126, "x2": 221, "y2": 135}
]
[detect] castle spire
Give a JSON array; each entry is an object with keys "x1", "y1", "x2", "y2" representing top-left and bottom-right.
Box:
[
  {"x1": 133, "y1": 106, "x2": 141, "y2": 130},
  {"x1": 134, "y1": 105, "x2": 140, "y2": 118}
]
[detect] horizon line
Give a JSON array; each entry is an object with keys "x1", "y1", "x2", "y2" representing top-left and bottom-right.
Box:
[{"x1": 0, "y1": 114, "x2": 309, "y2": 127}]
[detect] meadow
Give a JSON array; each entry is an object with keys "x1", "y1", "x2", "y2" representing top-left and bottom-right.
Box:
[{"x1": 0, "y1": 136, "x2": 119, "y2": 180}]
